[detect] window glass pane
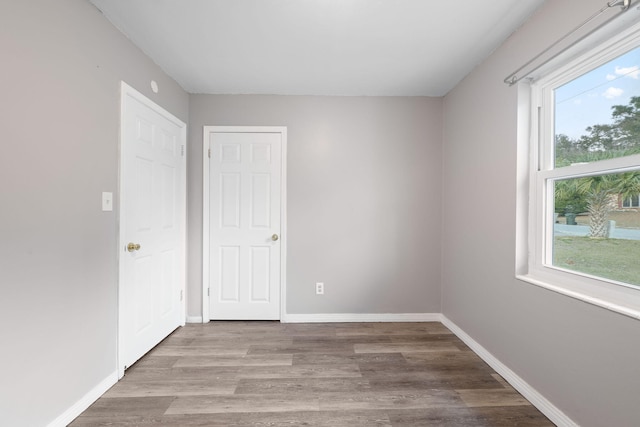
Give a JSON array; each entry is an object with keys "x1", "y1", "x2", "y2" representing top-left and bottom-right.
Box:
[
  {"x1": 623, "y1": 194, "x2": 640, "y2": 207},
  {"x1": 554, "y1": 46, "x2": 640, "y2": 168},
  {"x1": 553, "y1": 172, "x2": 640, "y2": 286}
]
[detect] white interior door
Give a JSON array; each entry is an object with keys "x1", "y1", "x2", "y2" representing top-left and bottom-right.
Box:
[
  {"x1": 207, "y1": 128, "x2": 284, "y2": 320},
  {"x1": 119, "y1": 82, "x2": 186, "y2": 374}
]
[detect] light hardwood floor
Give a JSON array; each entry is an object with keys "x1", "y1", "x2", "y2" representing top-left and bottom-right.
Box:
[{"x1": 70, "y1": 322, "x2": 553, "y2": 426}]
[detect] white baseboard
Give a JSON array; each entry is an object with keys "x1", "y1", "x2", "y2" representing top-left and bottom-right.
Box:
[
  {"x1": 440, "y1": 316, "x2": 577, "y2": 427},
  {"x1": 47, "y1": 370, "x2": 118, "y2": 427},
  {"x1": 186, "y1": 315, "x2": 204, "y2": 323},
  {"x1": 281, "y1": 312, "x2": 441, "y2": 323}
]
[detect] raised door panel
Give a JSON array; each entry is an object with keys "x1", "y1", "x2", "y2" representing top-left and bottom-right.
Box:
[
  {"x1": 250, "y1": 174, "x2": 271, "y2": 229},
  {"x1": 220, "y1": 174, "x2": 241, "y2": 229},
  {"x1": 219, "y1": 246, "x2": 240, "y2": 302},
  {"x1": 250, "y1": 246, "x2": 271, "y2": 302}
]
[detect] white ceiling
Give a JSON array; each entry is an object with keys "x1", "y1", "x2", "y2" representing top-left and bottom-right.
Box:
[{"x1": 90, "y1": 0, "x2": 545, "y2": 96}]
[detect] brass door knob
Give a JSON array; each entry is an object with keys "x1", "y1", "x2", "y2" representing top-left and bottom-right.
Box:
[
  {"x1": 127, "y1": 243, "x2": 141, "y2": 252},
  {"x1": 271, "y1": 234, "x2": 279, "y2": 241}
]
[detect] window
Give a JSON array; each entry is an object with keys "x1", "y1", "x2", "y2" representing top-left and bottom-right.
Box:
[
  {"x1": 518, "y1": 20, "x2": 640, "y2": 319},
  {"x1": 622, "y1": 194, "x2": 640, "y2": 208}
]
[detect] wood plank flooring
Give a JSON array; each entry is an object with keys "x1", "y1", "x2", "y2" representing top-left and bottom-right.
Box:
[{"x1": 70, "y1": 322, "x2": 553, "y2": 426}]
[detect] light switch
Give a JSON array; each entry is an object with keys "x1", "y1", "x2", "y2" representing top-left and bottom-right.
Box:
[{"x1": 102, "y1": 192, "x2": 113, "y2": 211}]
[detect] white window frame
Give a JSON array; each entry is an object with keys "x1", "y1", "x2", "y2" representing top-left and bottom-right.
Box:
[{"x1": 516, "y1": 20, "x2": 640, "y2": 320}]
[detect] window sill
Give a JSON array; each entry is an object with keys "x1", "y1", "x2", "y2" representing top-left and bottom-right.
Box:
[{"x1": 516, "y1": 273, "x2": 640, "y2": 321}]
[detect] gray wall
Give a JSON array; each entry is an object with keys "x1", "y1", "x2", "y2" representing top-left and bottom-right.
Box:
[
  {"x1": 0, "y1": 0, "x2": 189, "y2": 425},
  {"x1": 188, "y1": 95, "x2": 442, "y2": 317},
  {"x1": 5, "y1": 0, "x2": 637, "y2": 425},
  {"x1": 442, "y1": 1, "x2": 640, "y2": 425}
]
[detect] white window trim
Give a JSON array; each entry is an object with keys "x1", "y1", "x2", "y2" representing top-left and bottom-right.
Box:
[{"x1": 516, "y1": 19, "x2": 640, "y2": 321}]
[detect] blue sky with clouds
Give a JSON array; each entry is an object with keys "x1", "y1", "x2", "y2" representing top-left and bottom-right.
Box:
[{"x1": 555, "y1": 46, "x2": 640, "y2": 139}]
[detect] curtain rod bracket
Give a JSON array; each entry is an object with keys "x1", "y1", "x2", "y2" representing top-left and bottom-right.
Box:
[{"x1": 608, "y1": 0, "x2": 631, "y2": 10}]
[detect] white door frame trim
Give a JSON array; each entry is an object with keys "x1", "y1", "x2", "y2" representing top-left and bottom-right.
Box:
[
  {"x1": 202, "y1": 126, "x2": 287, "y2": 323},
  {"x1": 118, "y1": 82, "x2": 187, "y2": 378}
]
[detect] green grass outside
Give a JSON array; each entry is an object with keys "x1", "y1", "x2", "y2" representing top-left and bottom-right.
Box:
[{"x1": 553, "y1": 236, "x2": 640, "y2": 286}]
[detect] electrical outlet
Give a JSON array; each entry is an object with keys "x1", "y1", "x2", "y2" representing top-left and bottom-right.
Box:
[{"x1": 315, "y1": 282, "x2": 324, "y2": 295}]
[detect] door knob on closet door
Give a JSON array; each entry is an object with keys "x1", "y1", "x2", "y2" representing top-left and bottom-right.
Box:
[
  {"x1": 271, "y1": 234, "x2": 279, "y2": 241},
  {"x1": 127, "y1": 243, "x2": 141, "y2": 252}
]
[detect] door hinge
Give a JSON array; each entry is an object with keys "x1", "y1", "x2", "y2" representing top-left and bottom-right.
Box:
[
  {"x1": 208, "y1": 148, "x2": 211, "y2": 158},
  {"x1": 181, "y1": 145, "x2": 185, "y2": 157},
  {"x1": 207, "y1": 288, "x2": 210, "y2": 297},
  {"x1": 180, "y1": 290, "x2": 183, "y2": 301}
]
